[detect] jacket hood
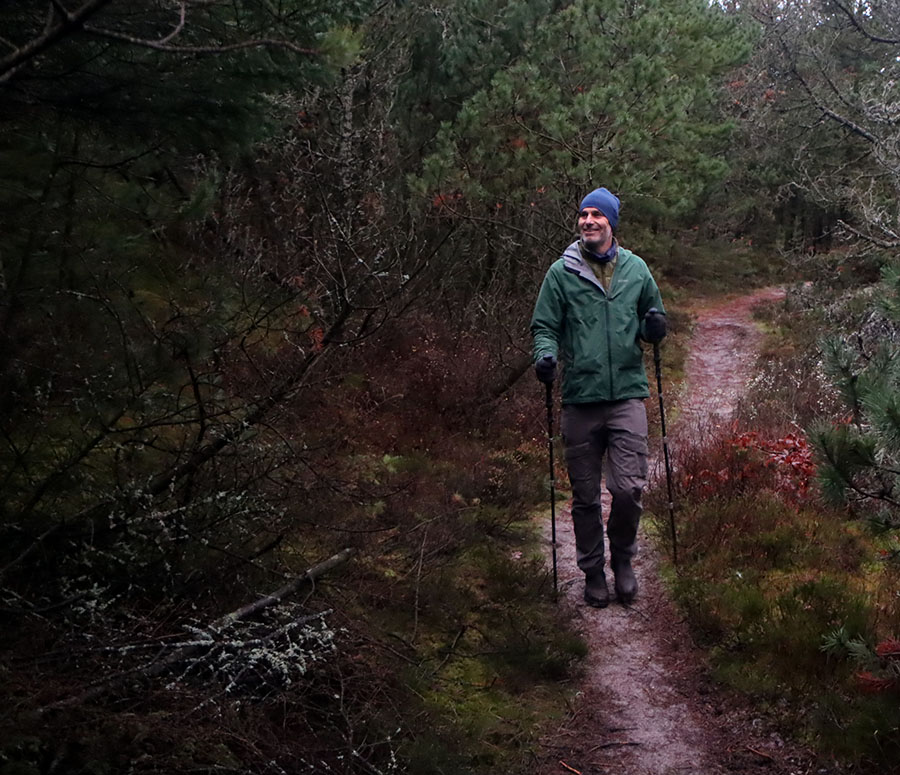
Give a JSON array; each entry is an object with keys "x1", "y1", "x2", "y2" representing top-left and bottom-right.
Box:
[
  {"x1": 562, "y1": 240, "x2": 621, "y2": 291},
  {"x1": 562, "y1": 241, "x2": 582, "y2": 264}
]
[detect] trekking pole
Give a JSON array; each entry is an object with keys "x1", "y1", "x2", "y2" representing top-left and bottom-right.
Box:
[
  {"x1": 653, "y1": 341, "x2": 678, "y2": 567},
  {"x1": 544, "y1": 380, "x2": 559, "y2": 599}
]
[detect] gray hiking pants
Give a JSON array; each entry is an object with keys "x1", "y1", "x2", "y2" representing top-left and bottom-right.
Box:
[{"x1": 561, "y1": 399, "x2": 649, "y2": 576}]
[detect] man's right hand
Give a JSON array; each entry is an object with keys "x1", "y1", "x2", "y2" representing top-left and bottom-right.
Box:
[
  {"x1": 535, "y1": 353, "x2": 557, "y2": 384},
  {"x1": 643, "y1": 308, "x2": 667, "y2": 344}
]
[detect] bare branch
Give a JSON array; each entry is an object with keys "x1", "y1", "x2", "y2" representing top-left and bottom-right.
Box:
[
  {"x1": 821, "y1": 106, "x2": 878, "y2": 144},
  {"x1": 81, "y1": 23, "x2": 319, "y2": 56},
  {"x1": 837, "y1": 219, "x2": 900, "y2": 249},
  {"x1": 145, "y1": 303, "x2": 352, "y2": 498},
  {"x1": 218, "y1": 547, "x2": 354, "y2": 625},
  {"x1": 0, "y1": 0, "x2": 320, "y2": 85},
  {"x1": 831, "y1": 0, "x2": 900, "y2": 45},
  {"x1": 37, "y1": 547, "x2": 354, "y2": 712},
  {"x1": 0, "y1": 0, "x2": 116, "y2": 83},
  {"x1": 158, "y1": 1, "x2": 187, "y2": 46}
]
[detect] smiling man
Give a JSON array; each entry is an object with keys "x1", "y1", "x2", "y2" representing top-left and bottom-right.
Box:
[{"x1": 530, "y1": 187, "x2": 667, "y2": 608}]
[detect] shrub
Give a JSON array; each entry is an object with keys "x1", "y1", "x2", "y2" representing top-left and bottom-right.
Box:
[{"x1": 648, "y1": 420, "x2": 900, "y2": 770}]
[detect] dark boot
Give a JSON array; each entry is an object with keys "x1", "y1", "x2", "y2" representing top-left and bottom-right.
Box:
[
  {"x1": 612, "y1": 557, "x2": 637, "y2": 604},
  {"x1": 584, "y1": 571, "x2": 609, "y2": 608}
]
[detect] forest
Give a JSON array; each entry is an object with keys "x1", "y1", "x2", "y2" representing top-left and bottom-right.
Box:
[{"x1": 1, "y1": 0, "x2": 899, "y2": 773}]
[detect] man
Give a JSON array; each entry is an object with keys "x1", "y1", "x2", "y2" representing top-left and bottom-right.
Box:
[{"x1": 530, "y1": 187, "x2": 666, "y2": 608}]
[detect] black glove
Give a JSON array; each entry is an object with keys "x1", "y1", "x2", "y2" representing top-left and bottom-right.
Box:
[
  {"x1": 535, "y1": 353, "x2": 557, "y2": 384},
  {"x1": 643, "y1": 308, "x2": 667, "y2": 344}
]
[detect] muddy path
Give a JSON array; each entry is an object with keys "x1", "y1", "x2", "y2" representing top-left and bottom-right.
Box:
[{"x1": 532, "y1": 286, "x2": 835, "y2": 775}]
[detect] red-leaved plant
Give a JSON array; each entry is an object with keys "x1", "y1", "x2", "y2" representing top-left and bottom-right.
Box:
[
  {"x1": 678, "y1": 427, "x2": 816, "y2": 507},
  {"x1": 857, "y1": 639, "x2": 900, "y2": 694}
]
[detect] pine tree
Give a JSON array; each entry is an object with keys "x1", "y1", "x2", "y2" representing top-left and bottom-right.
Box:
[
  {"x1": 423, "y1": 0, "x2": 749, "y2": 208},
  {"x1": 0, "y1": 0, "x2": 373, "y2": 609},
  {"x1": 739, "y1": 0, "x2": 900, "y2": 253},
  {"x1": 814, "y1": 264, "x2": 900, "y2": 528}
]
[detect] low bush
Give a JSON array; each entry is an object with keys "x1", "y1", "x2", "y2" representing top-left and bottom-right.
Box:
[
  {"x1": 648, "y1": 419, "x2": 900, "y2": 771},
  {"x1": 1, "y1": 309, "x2": 582, "y2": 775}
]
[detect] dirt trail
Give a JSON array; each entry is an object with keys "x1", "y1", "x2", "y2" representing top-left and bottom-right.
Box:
[
  {"x1": 679, "y1": 286, "x2": 786, "y2": 425},
  {"x1": 533, "y1": 286, "x2": 829, "y2": 775}
]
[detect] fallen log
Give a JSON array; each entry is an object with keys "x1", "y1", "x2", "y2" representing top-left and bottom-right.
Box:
[{"x1": 39, "y1": 547, "x2": 355, "y2": 713}]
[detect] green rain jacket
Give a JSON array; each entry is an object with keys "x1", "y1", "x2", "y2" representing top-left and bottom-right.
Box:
[{"x1": 530, "y1": 241, "x2": 665, "y2": 405}]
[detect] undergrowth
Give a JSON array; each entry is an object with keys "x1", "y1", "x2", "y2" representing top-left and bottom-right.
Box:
[
  {"x1": 0, "y1": 313, "x2": 583, "y2": 775},
  {"x1": 0, "y1": 238, "x2": 800, "y2": 774},
  {"x1": 636, "y1": 229, "x2": 792, "y2": 299},
  {"x1": 647, "y1": 278, "x2": 900, "y2": 773}
]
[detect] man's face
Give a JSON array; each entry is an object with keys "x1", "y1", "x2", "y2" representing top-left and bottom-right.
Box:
[{"x1": 578, "y1": 207, "x2": 613, "y2": 253}]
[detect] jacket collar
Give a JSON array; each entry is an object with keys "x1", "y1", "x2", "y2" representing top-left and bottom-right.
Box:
[
  {"x1": 579, "y1": 238, "x2": 618, "y2": 264},
  {"x1": 562, "y1": 240, "x2": 623, "y2": 292}
]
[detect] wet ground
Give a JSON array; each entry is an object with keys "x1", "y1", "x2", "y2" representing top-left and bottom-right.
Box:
[
  {"x1": 532, "y1": 287, "x2": 837, "y2": 775},
  {"x1": 679, "y1": 286, "x2": 786, "y2": 424}
]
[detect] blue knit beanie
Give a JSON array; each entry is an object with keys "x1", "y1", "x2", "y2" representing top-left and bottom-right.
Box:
[{"x1": 579, "y1": 187, "x2": 620, "y2": 230}]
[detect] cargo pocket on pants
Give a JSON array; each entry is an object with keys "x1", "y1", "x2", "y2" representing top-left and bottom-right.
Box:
[
  {"x1": 565, "y1": 441, "x2": 598, "y2": 507},
  {"x1": 607, "y1": 430, "x2": 649, "y2": 496}
]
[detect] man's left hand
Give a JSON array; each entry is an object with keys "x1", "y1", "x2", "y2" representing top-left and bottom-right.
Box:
[{"x1": 643, "y1": 308, "x2": 667, "y2": 344}]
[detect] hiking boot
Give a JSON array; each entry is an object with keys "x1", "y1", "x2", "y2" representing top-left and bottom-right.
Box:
[
  {"x1": 612, "y1": 558, "x2": 637, "y2": 604},
  {"x1": 584, "y1": 571, "x2": 609, "y2": 608}
]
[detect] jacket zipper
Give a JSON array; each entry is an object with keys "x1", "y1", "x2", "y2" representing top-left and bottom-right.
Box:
[
  {"x1": 604, "y1": 299, "x2": 613, "y2": 398},
  {"x1": 604, "y1": 263, "x2": 617, "y2": 398}
]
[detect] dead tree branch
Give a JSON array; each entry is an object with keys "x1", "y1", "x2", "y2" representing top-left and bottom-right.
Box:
[
  {"x1": 821, "y1": 107, "x2": 878, "y2": 144},
  {"x1": 0, "y1": 0, "x2": 319, "y2": 86},
  {"x1": 218, "y1": 547, "x2": 353, "y2": 626},
  {"x1": 831, "y1": 0, "x2": 900, "y2": 45},
  {"x1": 837, "y1": 219, "x2": 900, "y2": 249},
  {"x1": 38, "y1": 546, "x2": 355, "y2": 712},
  {"x1": 0, "y1": 0, "x2": 116, "y2": 83},
  {"x1": 81, "y1": 25, "x2": 320, "y2": 56}
]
